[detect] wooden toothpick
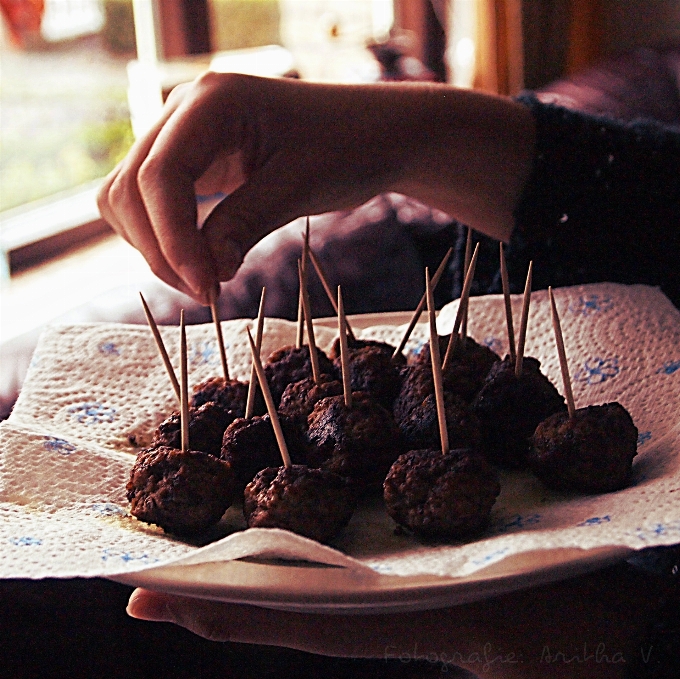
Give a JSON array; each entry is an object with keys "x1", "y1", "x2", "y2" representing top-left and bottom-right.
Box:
[
  {"x1": 139, "y1": 292, "x2": 181, "y2": 403},
  {"x1": 499, "y1": 243, "x2": 516, "y2": 363},
  {"x1": 246, "y1": 327, "x2": 291, "y2": 468},
  {"x1": 295, "y1": 283, "x2": 304, "y2": 350},
  {"x1": 337, "y1": 286, "x2": 352, "y2": 409},
  {"x1": 209, "y1": 289, "x2": 229, "y2": 381},
  {"x1": 298, "y1": 260, "x2": 321, "y2": 384},
  {"x1": 393, "y1": 246, "x2": 453, "y2": 359},
  {"x1": 549, "y1": 287, "x2": 576, "y2": 418},
  {"x1": 515, "y1": 261, "x2": 533, "y2": 379},
  {"x1": 245, "y1": 286, "x2": 267, "y2": 419},
  {"x1": 426, "y1": 269, "x2": 449, "y2": 455},
  {"x1": 308, "y1": 247, "x2": 356, "y2": 341},
  {"x1": 295, "y1": 220, "x2": 311, "y2": 349},
  {"x1": 460, "y1": 227, "x2": 473, "y2": 340},
  {"x1": 179, "y1": 310, "x2": 190, "y2": 453},
  {"x1": 442, "y1": 243, "x2": 480, "y2": 371}
]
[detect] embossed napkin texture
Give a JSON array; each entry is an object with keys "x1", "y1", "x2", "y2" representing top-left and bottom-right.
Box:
[{"x1": 0, "y1": 283, "x2": 678, "y2": 579}]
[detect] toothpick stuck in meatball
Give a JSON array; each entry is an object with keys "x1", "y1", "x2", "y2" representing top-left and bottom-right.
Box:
[
  {"x1": 306, "y1": 392, "x2": 404, "y2": 487},
  {"x1": 152, "y1": 401, "x2": 236, "y2": 457},
  {"x1": 243, "y1": 464, "x2": 357, "y2": 543},
  {"x1": 263, "y1": 345, "x2": 335, "y2": 407},
  {"x1": 383, "y1": 448, "x2": 500, "y2": 540},
  {"x1": 472, "y1": 356, "x2": 566, "y2": 468},
  {"x1": 127, "y1": 445, "x2": 235, "y2": 536},
  {"x1": 529, "y1": 402, "x2": 638, "y2": 493}
]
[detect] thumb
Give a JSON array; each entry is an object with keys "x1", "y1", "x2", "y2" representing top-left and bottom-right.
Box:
[
  {"x1": 126, "y1": 589, "x2": 302, "y2": 646},
  {"x1": 127, "y1": 589, "x2": 240, "y2": 643}
]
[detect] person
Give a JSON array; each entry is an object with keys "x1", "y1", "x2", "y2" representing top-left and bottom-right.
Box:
[
  {"x1": 97, "y1": 73, "x2": 680, "y2": 678},
  {"x1": 97, "y1": 73, "x2": 679, "y2": 311},
  {"x1": 123, "y1": 557, "x2": 678, "y2": 679},
  {"x1": 97, "y1": 74, "x2": 534, "y2": 306}
]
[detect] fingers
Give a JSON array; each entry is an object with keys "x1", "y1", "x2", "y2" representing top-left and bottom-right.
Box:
[
  {"x1": 199, "y1": 160, "x2": 307, "y2": 277},
  {"x1": 126, "y1": 562, "x2": 661, "y2": 679},
  {"x1": 132, "y1": 73, "x2": 255, "y2": 300},
  {"x1": 97, "y1": 74, "x2": 399, "y2": 302},
  {"x1": 97, "y1": 85, "x2": 203, "y2": 300}
]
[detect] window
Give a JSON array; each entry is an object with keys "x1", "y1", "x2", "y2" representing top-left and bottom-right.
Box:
[{"x1": 0, "y1": 0, "x2": 135, "y2": 214}]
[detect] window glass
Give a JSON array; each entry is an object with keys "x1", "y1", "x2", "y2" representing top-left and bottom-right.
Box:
[
  {"x1": 209, "y1": 0, "x2": 392, "y2": 82},
  {"x1": 0, "y1": 0, "x2": 134, "y2": 212}
]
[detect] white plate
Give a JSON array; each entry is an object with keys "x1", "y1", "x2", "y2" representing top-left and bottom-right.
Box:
[
  {"x1": 7, "y1": 289, "x2": 674, "y2": 601},
  {"x1": 111, "y1": 545, "x2": 632, "y2": 614},
  {"x1": 108, "y1": 306, "x2": 652, "y2": 613}
]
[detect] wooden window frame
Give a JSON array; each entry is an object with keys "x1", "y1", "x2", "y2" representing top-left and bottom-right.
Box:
[{"x1": 0, "y1": 0, "x2": 214, "y2": 279}]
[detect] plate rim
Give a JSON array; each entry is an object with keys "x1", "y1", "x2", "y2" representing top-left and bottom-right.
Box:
[{"x1": 109, "y1": 545, "x2": 633, "y2": 614}]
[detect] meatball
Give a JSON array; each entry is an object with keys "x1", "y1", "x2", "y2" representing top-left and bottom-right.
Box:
[
  {"x1": 332, "y1": 345, "x2": 404, "y2": 409},
  {"x1": 190, "y1": 376, "x2": 250, "y2": 416},
  {"x1": 398, "y1": 391, "x2": 481, "y2": 452},
  {"x1": 415, "y1": 335, "x2": 500, "y2": 402},
  {"x1": 221, "y1": 414, "x2": 307, "y2": 492},
  {"x1": 472, "y1": 356, "x2": 567, "y2": 468},
  {"x1": 410, "y1": 334, "x2": 449, "y2": 367},
  {"x1": 152, "y1": 401, "x2": 235, "y2": 457},
  {"x1": 529, "y1": 402, "x2": 638, "y2": 493},
  {"x1": 263, "y1": 345, "x2": 335, "y2": 407},
  {"x1": 383, "y1": 448, "x2": 500, "y2": 539},
  {"x1": 329, "y1": 336, "x2": 406, "y2": 364},
  {"x1": 393, "y1": 364, "x2": 435, "y2": 424},
  {"x1": 306, "y1": 392, "x2": 403, "y2": 486},
  {"x1": 127, "y1": 445, "x2": 235, "y2": 536},
  {"x1": 278, "y1": 375, "x2": 344, "y2": 431},
  {"x1": 243, "y1": 464, "x2": 357, "y2": 543}
]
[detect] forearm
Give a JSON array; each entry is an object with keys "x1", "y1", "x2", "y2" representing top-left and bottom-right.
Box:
[
  {"x1": 252, "y1": 78, "x2": 536, "y2": 241},
  {"x1": 382, "y1": 84, "x2": 536, "y2": 242}
]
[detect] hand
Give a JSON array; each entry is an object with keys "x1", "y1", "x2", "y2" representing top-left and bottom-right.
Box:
[
  {"x1": 126, "y1": 562, "x2": 660, "y2": 679},
  {"x1": 98, "y1": 74, "x2": 534, "y2": 304}
]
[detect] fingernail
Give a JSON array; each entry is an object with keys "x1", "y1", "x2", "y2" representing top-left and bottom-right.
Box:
[{"x1": 127, "y1": 589, "x2": 172, "y2": 621}]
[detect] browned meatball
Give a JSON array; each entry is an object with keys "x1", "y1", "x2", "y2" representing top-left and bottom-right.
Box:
[
  {"x1": 152, "y1": 402, "x2": 235, "y2": 457},
  {"x1": 529, "y1": 402, "x2": 638, "y2": 493},
  {"x1": 414, "y1": 336, "x2": 500, "y2": 402},
  {"x1": 397, "y1": 391, "x2": 481, "y2": 451},
  {"x1": 383, "y1": 448, "x2": 500, "y2": 539},
  {"x1": 328, "y1": 336, "x2": 406, "y2": 364},
  {"x1": 306, "y1": 392, "x2": 403, "y2": 486},
  {"x1": 332, "y1": 345, "x2": 404, "y2": 409},
  {"x1": 472, "y1": 356, "x2": 567, "y2": 468},
  {"x1": 220, "y1": 414, "x2": 307, "y2": 492},
  {"x1": 263, "y1": 345, "x2": 335, "y2": 407},
  {"x1": 127, "y1": 446, "x2": 235, "y2": 536},
  {"x1": 243, "y1": 465, "x2": 356, "y2": 543},
  {"x1": 410, "y1": 334, "x2": 449, "y2": 366},
  {"x1": 393, "y1": 364, "x2": 435, "y2": 424},
  {"x1": 278, "y1": 375, "x2": 344, "y2": 430},
  {"x1": 190, "y1": 376, "x2": 250, "y2": 415}
]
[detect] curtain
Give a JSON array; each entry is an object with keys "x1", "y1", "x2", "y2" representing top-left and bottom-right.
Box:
[{"x1": 474, "y1": 0, "x2": 524, "y2": 95}]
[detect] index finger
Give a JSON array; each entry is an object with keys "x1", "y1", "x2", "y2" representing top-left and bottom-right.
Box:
[
  {"x1": 97, "y1": 85, "x2": 201, "y2": 300},
  {"x1": 137, "y1": 73, "x2": 249, "y2": 299}
]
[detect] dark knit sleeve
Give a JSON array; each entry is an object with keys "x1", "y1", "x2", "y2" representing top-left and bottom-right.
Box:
[{"x1": 507, "y1": 93, "x2": 680, "y2": 307}]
